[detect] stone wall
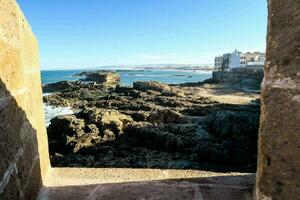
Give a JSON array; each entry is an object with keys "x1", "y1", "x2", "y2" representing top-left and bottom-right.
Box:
[
  {"x1": 212, "y1": 68, "x2": 264, "y2": 83},
  {"x1": 0, "y1": 0, "x2": 49, "y2": 199},
  {"x1": 256, "y1": 0, "x2": 300, "y2": 199}
]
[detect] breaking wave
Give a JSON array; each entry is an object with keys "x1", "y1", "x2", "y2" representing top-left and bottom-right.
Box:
[{"x1": 44, "y1": 104, "x2": 74, "y2": 127}]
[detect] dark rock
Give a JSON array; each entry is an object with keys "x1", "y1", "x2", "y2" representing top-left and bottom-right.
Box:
[
  {"x1": 78, "y1": 108, "x2": 133, "y2": 136},
  {"x1": 43, "y1": 81, "x2": 78, "y2": 93},
  {"x1": 148, "y1": 109, "x2": 183, "y2": 124},
  {"x1": 125, "y1": 122, "x2": 187, "y2": 152},
  {"x1": 44, "y1": 74, "x2": 260, "y2": 172},
  {"x1": 47, "y1": 115, "x2": 87, "y2": 154},
  {"x1": 206, "y1": 109, "x2": 259, "y2": 140}
]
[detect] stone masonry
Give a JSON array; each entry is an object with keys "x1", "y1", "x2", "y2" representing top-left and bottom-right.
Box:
[
  {"x1": 256, "y1": 0, "x2": 300, "y2": 199},
  {"x1": 0, "y1": 0, "x2": 50, "y2": 199},
  {"x1": 212, "y1": 68, "x2": 264, "y2": 83}
]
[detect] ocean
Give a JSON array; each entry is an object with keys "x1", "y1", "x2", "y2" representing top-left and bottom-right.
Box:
[
  {"x1": 41, "y1": 69, "x2": 212, "y2": 86},
  {"x1": 42, "y1": 69, "x2": 212, "y2": 126}
]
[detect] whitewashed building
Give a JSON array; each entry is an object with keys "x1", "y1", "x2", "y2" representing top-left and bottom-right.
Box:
[
  {"x1": 214, "y1": 50, "x2": 241, "y2": 71},
  {"x1": 240, "y1": 52, "x2": 266, "y2": 67},
  {"x1": 228, "y1": 50, "x2": 241, "y2": 69},
  {"x1": 215, "y1": 51, "x2": 265, "y2": 71}
]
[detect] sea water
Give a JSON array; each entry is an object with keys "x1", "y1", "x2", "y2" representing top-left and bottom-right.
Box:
[
  {"x1": 42, "y1": 69, "x2": 212, "y2": 126},
  {"x1": 41, "y1": 69, "x2": 212, "y2": 86}
]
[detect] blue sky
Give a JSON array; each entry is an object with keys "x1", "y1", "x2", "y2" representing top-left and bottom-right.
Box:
[{"x1": 17, "y1": 0, "x2": 267, "y2": 70}]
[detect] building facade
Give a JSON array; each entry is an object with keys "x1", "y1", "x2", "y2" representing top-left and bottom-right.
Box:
[
  {"x1": 240, "y1": 52, "x2": 266, "y2": 67},
  {"x1": 240, "y1": 54, "x2": 247, "y2": 67},
  {"x1": 215, "y1": 51, "x2": 266, "y2": 71},
  {"x1": 228, "y1": 50, "x2": 241, "y2": 69},
  {"x1": 214, "y1": 56, "x2": 223, "y2": 71},
  {"x1": 214, "y1": 50, "x2": 241, "y2": 71}
]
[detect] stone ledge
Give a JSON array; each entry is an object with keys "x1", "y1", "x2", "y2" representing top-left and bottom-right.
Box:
[
  {"x1": 43, "y1": 168, "x2": 255, "y2": 187},
  {"x1": 39, "y1": 168, "x2": 255, "y2": 200}
]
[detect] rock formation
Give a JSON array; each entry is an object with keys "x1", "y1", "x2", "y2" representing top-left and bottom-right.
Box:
[
  {"x1": 77, "y1": 71, "x2": 120, "y2": 85},
  {"x1": 44, "y1": 79, "x2": 260, "y2": 172},
  {"x1": 43, "y1": 81, "x2": 81, "y2": 93},
  {"x1": 133, "y1": 81, "x2": 185, "y2": 97}
]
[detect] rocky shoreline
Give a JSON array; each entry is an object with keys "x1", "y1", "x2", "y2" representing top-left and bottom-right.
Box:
[{"x1": 43, "y1": 71, "x2": 260, "y2": 172}]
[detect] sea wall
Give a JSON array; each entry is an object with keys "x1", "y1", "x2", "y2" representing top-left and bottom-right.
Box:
[
  {"x1": 212, "y1": 68, "x2": 264, "y2": 83},
  {"x1": 256, "y1": 0, "x2": 300, "y2": 199},
  {"x1": 0, "y1": 0, "x2": 49, "y2": 199}
]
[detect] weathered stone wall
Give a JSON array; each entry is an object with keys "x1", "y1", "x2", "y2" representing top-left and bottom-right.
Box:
[
  {"x1": 212, "y1": 68, "x2": 264, "y2": 83},
  {"x1": 0, "y1": 0, "x2": 50, "y2": 199},
  {"x1": 256, "y1": 0, "x2": 300, "y2": 199}
]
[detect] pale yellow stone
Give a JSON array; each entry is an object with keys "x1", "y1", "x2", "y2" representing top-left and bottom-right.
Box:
[{"x1": 0, "y1": 1, "x2": 50, "y2": 198}]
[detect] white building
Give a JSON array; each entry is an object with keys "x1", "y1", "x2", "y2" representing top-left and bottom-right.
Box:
[
  {"x1": 228, "y1": 50, "x2": 241, "y2": 69},
  {"x1": 214, "y1": 50, "x2": 241, "y2": 71},
  {"x1": 214, "y1": 50, "x2": 266, "y2": 71},
  {"x1": 240, "y1": 52, "x2": 266, "y2": 67}
]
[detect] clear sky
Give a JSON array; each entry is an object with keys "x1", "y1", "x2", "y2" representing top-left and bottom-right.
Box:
[{"x1": 17, "y1": 0, "x2": 267, "y2": 70}]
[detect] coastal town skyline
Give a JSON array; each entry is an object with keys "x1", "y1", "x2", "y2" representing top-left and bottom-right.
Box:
[{"x1": 18, "y1": 0, "x2": 267, "y2": 70}]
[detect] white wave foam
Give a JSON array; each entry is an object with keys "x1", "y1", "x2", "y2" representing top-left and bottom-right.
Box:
[
  {"x1": 124, "y1": 74, "x2": 167, "y2": 77},
  {"x1": 43, "y1": 93, "x2": 52, "y2": 97},
  {"x1": 44, "y1": 104, "x2": 74, "y2": 127}
]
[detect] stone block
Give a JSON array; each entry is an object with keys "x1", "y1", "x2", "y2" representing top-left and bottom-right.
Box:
[
  {"x1": 256, "y1": 0, "x2": 300, "y2": 199},
  {"x1": 0, "y1": 0, "x2": 49, "y2": 199}
]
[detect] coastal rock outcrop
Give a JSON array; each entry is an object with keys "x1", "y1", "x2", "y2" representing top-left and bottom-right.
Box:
[
  {"x1": 125, "y1": 122, "x2": 187, "y2": 152},
  {"x1": 47, "y1": 108, "x2": 134, "y2": 155},
  {"x1": 204, "y1": 107, "x2": 259, "y2": 165},
  {"x1": 47, "y1": 115, "x2": 88, "y2": 154},
  {"x1": 79, "y1": 71, "x2": 120, "y2": 85},
  {"x1": 45, "y1": 87, "x2": 260, "y2": 171},
  {"x1": 43, "y1": 81, "x2": 80, "y2": 93},
  {"x1": 79, "y1": 108, "x2": 134, "y2": 136},
  {"x1": 133, "y1": 81, "x2": 185, "y2": 97},
  {"x1": 148, "y1": 108, "x2": 183, "y2": 124},
  {"x1": 45, "y1": 71, "x2": 261, "y2": 172}
]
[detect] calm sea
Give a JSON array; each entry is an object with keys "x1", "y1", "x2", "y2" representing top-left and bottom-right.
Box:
[{"x1": 41, "y1": 69, "x2": 212, "y2": 86}]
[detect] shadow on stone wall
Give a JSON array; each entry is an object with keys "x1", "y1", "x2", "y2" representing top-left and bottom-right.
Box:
[
  {"x1": 39, "y1": 174, "x2": 255, "y2": 200},
  {"x1": 0, "y1": 80, "x2": 42, "y2": 199}
]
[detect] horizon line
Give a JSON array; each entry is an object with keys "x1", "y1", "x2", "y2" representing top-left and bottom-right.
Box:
[{"x1": 41, "y1": 63, "x2": 215, "y2": 71}]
